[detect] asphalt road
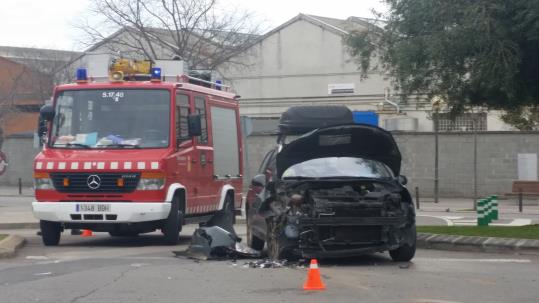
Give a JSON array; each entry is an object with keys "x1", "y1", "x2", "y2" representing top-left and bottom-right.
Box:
[{"x1": 1, "y1": 224, "x2": 539, "y2": 303}]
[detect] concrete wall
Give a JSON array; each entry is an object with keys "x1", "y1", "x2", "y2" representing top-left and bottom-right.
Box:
[
  {"x1": 4, "y1": 130, "x2": 538, "y2": 198},
  {"x1": 243, "y1": 132, "x2": 539, "y2": 198},
  {"x1": 0, "y1": 135, "x2": 40, "y2": 186}
]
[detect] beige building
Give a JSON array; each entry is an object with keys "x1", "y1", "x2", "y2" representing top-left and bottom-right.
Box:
[{"x1": 216, "y1": 14, "x2": 513, "y2": 133}]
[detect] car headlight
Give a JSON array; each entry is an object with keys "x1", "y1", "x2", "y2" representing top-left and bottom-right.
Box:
[
  {"x1": 137, "y1": 172, "x2": 165, "y2": 190},
  {"x1": 34, "y1": 172, "x2": 53, "y2": 190}
]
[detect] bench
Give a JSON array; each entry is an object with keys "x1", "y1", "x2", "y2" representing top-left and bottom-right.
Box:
[{"x1": 504, "y1": 180, "x2": 539, "y2": 212}]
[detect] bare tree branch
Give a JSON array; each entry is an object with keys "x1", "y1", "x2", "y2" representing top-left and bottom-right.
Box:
[{"x1": 76, "y1": 0, "x2": 264, "y2": 69}]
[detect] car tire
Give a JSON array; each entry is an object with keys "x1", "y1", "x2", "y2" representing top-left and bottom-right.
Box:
[
  {"x1": 163, "y1": 196, "x2": 183, "y2": 245},
  {"x1": 389, "y1": 243, "x2": 416, "y2": 262},
  {"x1": 246, "y1": 206, "x2": 265, "y2": 250},
  {"x1": 40, "y1": 220, "x2": 61, "y2": 246},
  {"x1": 390, "y1": 223, "x2": 417, "y2": 262}
]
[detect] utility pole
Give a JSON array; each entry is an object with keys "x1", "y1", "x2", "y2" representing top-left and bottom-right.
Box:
[
  {"x1": 434, "y1": 106, "x2": 439, "y2": 204},
  {"x1": 473, "y1": 115, "x2": 478, "y2": 210}
]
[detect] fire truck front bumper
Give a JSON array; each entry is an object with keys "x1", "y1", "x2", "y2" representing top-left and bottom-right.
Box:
[{"x1": 32, "y1": 201, "x2": 171, "y2": 223}]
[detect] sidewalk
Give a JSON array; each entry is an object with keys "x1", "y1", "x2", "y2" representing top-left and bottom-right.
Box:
[
  {"x1": 1, "y1": 185, "x2": 538, "y2": 229},
  {"x1": 416, "y1": 197, "x2": 539, "y2": 215},
  {"x1": 0, "y1": 185, "x2": 34, "y2": 197}
]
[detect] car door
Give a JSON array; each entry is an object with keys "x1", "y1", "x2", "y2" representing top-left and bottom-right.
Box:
[
  {"x1": 193, "y1": 94, "x2": 215, "y2": 212},
  {"x1": 171, "y1": 92, "x2": 200, "y2": 215},
  {"x1": 246, "y1": 148, "x2": 277, "y2": 237}
]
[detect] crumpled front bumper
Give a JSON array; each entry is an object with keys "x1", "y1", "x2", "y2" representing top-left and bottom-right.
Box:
[{"x1": 295, "y1": 215, "x2": 414, "y2": 258}]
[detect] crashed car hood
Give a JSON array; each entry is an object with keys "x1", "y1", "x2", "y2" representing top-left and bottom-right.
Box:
[{"x1": 276, "y1": 124, "x2": 402, "y2": 177}]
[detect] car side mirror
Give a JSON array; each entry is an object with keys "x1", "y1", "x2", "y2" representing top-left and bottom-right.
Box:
[
  {"x1": 188, "y1": 114, "x2": 202, "y2": 137},
  {"x1": 397, "y1": 175, "x2": 408, "y2": 185},
  {"x1": 39, "y1": 104, "x2": 55, "y2": 121},
  {"x1": 251, "y1": 174, "x2": 266, "y2": 187}
]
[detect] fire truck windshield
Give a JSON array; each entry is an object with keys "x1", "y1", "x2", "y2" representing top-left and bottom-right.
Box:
[{"x1": 50, "y1": 89, "x2": 170, "y2": 149}]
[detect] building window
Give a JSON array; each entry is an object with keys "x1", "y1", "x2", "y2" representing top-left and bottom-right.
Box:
[{"x1": 435, "y1": 113, "x2": 487, "y2": 131}]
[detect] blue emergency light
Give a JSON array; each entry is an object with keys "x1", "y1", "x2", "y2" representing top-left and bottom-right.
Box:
[
  {"x1": 76, "y1": 68, "x2": 88, "y2": 82},
  {"x1": 151, "y1": 67, "x2": 161, "y2": 80}
]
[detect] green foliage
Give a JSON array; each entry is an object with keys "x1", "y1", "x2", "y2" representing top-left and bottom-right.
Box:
[
  {"x1": 500, "y1": 106, "x2": 539, "y2": 130},
  {"x1": 347, "y1": 0, "x2": 539, "y2": 112}
]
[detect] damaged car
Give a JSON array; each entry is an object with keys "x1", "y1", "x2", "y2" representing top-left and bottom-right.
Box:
[{"x1": 245, "y1": 106, "x2": 416, "y2": 261}]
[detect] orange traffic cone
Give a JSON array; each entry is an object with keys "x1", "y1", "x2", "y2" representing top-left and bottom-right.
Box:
[
  {"x1": 303, "y1": 259, "x2": 326, "y2": 291},
  {"x1": 81, "y1": 229, "x2": 93, "y2": 237}
]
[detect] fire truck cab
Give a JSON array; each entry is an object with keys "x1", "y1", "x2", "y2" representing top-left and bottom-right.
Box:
[{"x1": 32, "y1": 59, "x2": 243, "y2": 245}]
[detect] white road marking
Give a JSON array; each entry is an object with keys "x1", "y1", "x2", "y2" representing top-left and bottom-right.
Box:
[
  {"x1": 130, "y1": 263, "x2": 150, "y2": 267},
  {"x1": 417, "y1": 215, "x2": 453, "y2": 226},
  {"x1": 418, "y1": 258, "x2": 530, "y2": 263},
  {"x1": 415, "y1": 299, "x2": 463, "y2": 303},
  {"x1": 25, "y1": 256, "x2": 49, "y2": 260},
  {"x1": 34, "y1": 272, "x2": 52, "y2": 276},
  {"x1": 441, "y1": 216, "x2": 463, "y2": 220}
]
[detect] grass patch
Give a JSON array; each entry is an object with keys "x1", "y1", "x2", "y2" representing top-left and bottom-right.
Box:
[
  {"x1": 417, "y1": 225, "x2": 539, "y2": 240},
  {"x1": 0, "y1": 234, "x2": 7, "y2": 242}
]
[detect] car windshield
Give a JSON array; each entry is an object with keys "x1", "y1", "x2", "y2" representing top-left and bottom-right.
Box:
[
  {"x1": 282, "y1": 157, "x2": 393, "y2": 179},
  {"x1": 50, "y1": 89, "x2": 170, "y2": 148}
]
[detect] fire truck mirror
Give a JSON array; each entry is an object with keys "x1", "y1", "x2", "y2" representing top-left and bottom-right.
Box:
[
  {"x1": 188, "y1": 114, "x2": 202, "y2": 137},
  {"x1": 39, "y1": 104, "x2": 55, "y2": 121},
  {"x1": 37, "y1": 116, "x2": 47, "y2": 143}
]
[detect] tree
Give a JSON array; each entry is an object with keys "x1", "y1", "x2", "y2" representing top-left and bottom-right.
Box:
[
  {"x1": 77, "y1": 0, "x2": 263, "y2": 70},
  {"x1": 346, "y1": 0, "x2": 539, "y2": 126}
]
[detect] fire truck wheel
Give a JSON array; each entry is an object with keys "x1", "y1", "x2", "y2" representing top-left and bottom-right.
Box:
[
  {"x1": 40, "y1": 220, "x2": 61, "y2": 246},
  {"x1": 163, "y1": 196, "x2": 182, "y2": 245},
  {"x1": 224, "y1": 194, "x2": 235, "y2": 225}
]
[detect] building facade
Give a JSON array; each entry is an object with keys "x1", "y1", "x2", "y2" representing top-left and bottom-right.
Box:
[{"x1": 216, "y1": 14, "x2": 514, "y2": 133}]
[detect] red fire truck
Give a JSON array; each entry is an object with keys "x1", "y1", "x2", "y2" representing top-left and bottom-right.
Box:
[{"x1": 32, "y1": 58, "x2": 243, "y2": 245}]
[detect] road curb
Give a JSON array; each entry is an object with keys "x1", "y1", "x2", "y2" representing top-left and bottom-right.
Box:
[
  {"x1": 0, "y1": 222, "x2": 40, "y2": 230},
  {"x1": 417, "y1": 232, "x2": 539, "y2": 255},
  {"x1": 0, "y1": 234, "x2": 26, "y2": 258}
]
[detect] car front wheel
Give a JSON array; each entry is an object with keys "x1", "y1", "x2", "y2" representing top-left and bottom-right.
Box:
[{"x1": 389, "y1": 243, "x2": 416, "y2": 262}]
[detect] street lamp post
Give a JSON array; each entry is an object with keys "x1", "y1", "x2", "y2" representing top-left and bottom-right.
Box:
[
  {"x1": 473, "y1": 115, "x2": 478, "y2": 210},
  {"x1": 434, "y1": 106, "x2": 439, "y2": 204}
]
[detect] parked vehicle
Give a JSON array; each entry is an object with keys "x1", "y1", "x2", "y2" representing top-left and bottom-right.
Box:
[
  {"x1": 33, "y1": 58, "x2": 243, "y2": 246},
  {"x1": 245, "y1": 106, "x2": 416, "y2": 261}
]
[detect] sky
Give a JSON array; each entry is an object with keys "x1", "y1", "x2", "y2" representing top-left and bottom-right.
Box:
[{"x1": 0, "y1": 0, "x2": 386, "y2": 51}]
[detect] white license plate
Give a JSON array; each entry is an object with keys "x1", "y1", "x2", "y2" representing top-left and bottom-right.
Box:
[{"x1": 77, "y1": 203, "x2": 111, "y2": 212}]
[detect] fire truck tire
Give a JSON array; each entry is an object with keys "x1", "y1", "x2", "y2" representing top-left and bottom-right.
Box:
[
  {"x1": 224, "y1": 194, "x2": 235, "y2": 225},
  {"x1": 163, "y1": 196, "x2": 182, "y2": 245},
  {"x1": 40, "y1": 220, "x2": 61, "y2": 246}
]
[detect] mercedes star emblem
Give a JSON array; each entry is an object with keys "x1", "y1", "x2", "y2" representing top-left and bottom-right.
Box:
[{"x1": 87, "y1": 175, "x2": 101, "y2": 190}]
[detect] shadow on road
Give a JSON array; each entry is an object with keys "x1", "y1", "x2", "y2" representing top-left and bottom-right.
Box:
[{"x1": 52, "y1": 233, "x2": 192, "y2": 248}]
